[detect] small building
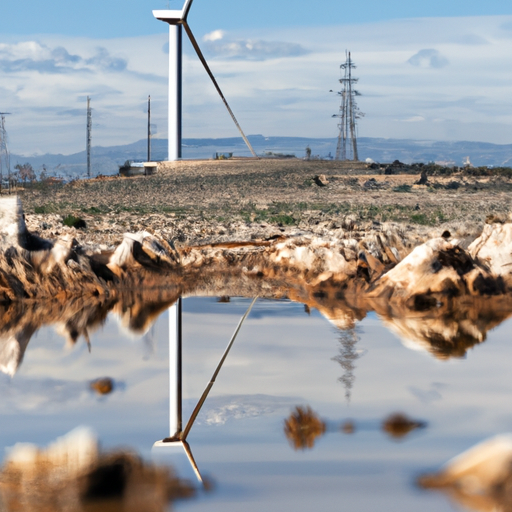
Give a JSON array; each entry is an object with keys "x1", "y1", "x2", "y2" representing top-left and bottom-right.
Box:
[{"x1": 119, "y1": 162, "x2": 157, "y2": 177}]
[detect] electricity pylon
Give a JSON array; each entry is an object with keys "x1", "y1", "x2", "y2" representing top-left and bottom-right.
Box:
[
  {"x1": 332, "y1": 52, "x2": 364, "y2": 161},
  {"x1": 0, "y1": 113, "x2": 12, "y2": 191}
]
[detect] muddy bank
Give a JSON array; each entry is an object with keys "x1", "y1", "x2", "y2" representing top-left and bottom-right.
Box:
[{"x1": 3, "y1": 196, "x2": 512, "y2": 363}]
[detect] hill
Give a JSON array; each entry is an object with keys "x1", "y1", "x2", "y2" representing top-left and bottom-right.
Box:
[{"x1": 9, "y1": 135, "x2": 512, "y2": 178}]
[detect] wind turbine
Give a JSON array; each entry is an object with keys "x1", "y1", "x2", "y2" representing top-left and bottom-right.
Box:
[
  {"x1": 153, "y1": 0, "x2": 257, "y2": 160},
  {"x1": 152, "y1": 297, "x2": 257, "y2": 483}
]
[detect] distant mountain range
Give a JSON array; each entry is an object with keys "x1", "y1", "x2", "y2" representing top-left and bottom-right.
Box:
[{"x1": 9, "y1": 135, "x2": 512, "y2": 178}]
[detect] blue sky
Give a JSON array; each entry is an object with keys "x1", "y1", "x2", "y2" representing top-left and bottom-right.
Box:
[
  {"x1": 1, "y1": 1, "x2": 512, "y2": 156},
  {"x1": 4, "y1": 1, "x2": 512, "y2": 38}
]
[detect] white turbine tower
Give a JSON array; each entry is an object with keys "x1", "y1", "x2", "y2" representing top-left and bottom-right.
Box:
[{"x1": 153, "y1": 0, "x2": 257, "y2": 160}]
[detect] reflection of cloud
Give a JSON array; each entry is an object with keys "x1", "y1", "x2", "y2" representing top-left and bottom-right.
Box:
[
  {"x1": 199, "y1": 394, "x2": 300, "y2": 425},
  {"x1": 409, "y1": 383, "x2": 445, "y2": 403},
  {"x1": 408, "y1": 49, "x2": 449, "y2": 69},
  {"x1": 0, "y1": 377, "x2": 86, "y2": 411}
]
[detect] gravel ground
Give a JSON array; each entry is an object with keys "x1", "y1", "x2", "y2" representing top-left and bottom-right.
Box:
[{"x1": 16, "y1": 158, "x2": 512, "y2": 249}]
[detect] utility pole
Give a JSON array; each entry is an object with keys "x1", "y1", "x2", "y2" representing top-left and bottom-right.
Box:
[
  {"x1": 147, "y1": 95, "x2": 151, "y2": 162},
  {"x1": 0, "y1": 113, "x2": 12, "y2": 193},
  {"x1": 86, "y1": 97, "x2": 92, "y2": 178},
  {"x1": 332, "y1": 52, "x2": 364, "y2": 161}
]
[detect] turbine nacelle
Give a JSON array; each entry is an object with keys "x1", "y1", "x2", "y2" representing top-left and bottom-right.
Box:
[
  {"x1": 153, "y1": 0, "x2": 194, "y2": 24},
  {"x1": 152, "y1": 10, "x2": 184, "y2": 23}
]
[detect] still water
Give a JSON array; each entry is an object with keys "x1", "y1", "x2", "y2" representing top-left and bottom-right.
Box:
[{"x1": 1, "y1": 296, "x2": 511, "y2": 511}]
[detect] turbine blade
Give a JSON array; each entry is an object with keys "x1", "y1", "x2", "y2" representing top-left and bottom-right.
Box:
[
  {"x1": 182, "y1": 21, "x2": 258, "y2": 158},
  {"x1": 181, "y1": 297, "x2": 258, "y2": 440},
  {"x1": 181, "y1": 0, "x2": 195, "y2": 21}
]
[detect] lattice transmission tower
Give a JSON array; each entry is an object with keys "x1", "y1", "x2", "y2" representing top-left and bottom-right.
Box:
[
  {"x1": 0, "y1": 112, "x2": 12, "y2": 190},
  {"x1": 332, "y1": 51, "x2": 364, "y2": 161},
  {"x1": 86, "y1": 97, "x2": 92, "y2": 178}
]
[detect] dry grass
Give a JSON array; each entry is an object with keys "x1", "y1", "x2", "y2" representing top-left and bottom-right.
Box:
[{"x1": 16, "y1": 159, "x2": 511, "y2": 248}]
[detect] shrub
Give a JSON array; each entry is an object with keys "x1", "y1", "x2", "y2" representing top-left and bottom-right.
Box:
[
  {"x1": 392, "y1": 184, "x2": 412, "y2": 193},
  {"x1": 62, "y1": 214, "x2": 87, "y2": 229}
]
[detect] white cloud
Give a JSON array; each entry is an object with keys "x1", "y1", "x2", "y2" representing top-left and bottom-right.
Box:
[
  {"x1": 202, "y1": 36, "x2": 308, "y2": 60},
  {"x1": 1, "y1": 15, "x2": 512, "y2": 157},
  {"x1": 407, "y1": 49, "x2": 449, "y2": 69},
  {"x1": 0, "y1": 41, "x2": 127, "y2": 74},
  {"x1": 203, "y1": 29, "x2": 225, "y2": 42},
  {"x1": 403, "y1": 116, "x2": 425, "y2": 123}
]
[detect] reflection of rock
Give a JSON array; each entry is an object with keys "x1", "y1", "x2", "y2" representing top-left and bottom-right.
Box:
[
  {"x1": 284, "y1": 406, "x2": 326, "y2": 450},
  {"x1": 0, "y1": 327, "x2": 36, "y2": 377},
  {"x1": 370, "y1": 296, "x2": 512, "y2": 359},
  {"x1": 341, "y1": 420, "x2": 355, "y2": 434},
  {"x1": 89, "y1": 377, "x2": 115, "y2": 395},
  {"x1": 381, "y1": 413, "x2": 426, "y2": 439},
  {"x1": 418, "y1": 434, "x2": 512, "y2": 512},
  {"x1": 0, "y1": 290, "x2": 178, "y2": 376},
  {"x1": 4, "y1": 199, "x2": 512, "y2": 369},
  {"x1": 0, "y1": 427, "x2": 194, "y2": 511}
]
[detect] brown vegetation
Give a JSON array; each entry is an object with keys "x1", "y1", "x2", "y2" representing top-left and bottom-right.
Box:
[
  {"x1": 284, "y1": 406, "x2": 326, "y2": 450},
  {"x1": 382, "y1": 413, "x2": 426, "y2": 439},
  {"x1": 0, "y1": 428, "x2": 194, "y2": 512},
  {"x1": 418, "y1": 435, "x2": 512, "y2": 512},
  {"x1": 4, "y1": 193, "x2": 512, "y2": 370},
  {"x1": 15, "y1": 159, "x2": 512, "y2": 250}
]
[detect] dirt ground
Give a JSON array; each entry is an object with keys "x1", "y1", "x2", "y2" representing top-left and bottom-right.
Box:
[{"x1": 16, "y1": 158, "x2": 512, "y2": 247}]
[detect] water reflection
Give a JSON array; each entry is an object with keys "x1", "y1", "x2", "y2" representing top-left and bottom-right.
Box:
[
  {"x1": 1, "y1": 285, "x2": 511, "y2": 380},
  {"x1": 369, "y1": 296, "x2": 512, "y2": 359},
  {"x1": 0, "y1": 427, "x2": 194, "y2": 512},
  {"x1": 1, "y1": 288, "x2": 511, "y2": 511},
  {"x1": 331, "y1": 328, "x2": 365, "y2": 402},
  {"x1": 418, "y1": 435, "x2": 512, "y2": 512},
  {"x1": 89, "y1": 377, "x2": 115, "y2": 396},
  {"x1": 284, "y1": 407, "x2": 427, "y2": 451},
  {"x1": 0, "y1": 290, "x2": 178, "y2": 376},
  {"x1": 381, "y1": 413, "x2": 426, "y2": 440},
  {"x1": 284, "y1": 406, "x2": 326, "y2": 450}
]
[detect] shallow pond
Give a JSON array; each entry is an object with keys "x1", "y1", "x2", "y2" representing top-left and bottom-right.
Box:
[{"x1": 1, "y1": 295, "x2": 511, "y2": 511}]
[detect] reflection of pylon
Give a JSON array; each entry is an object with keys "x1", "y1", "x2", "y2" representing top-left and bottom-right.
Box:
[
  {"x1": 332, "y1": 328, "x2": 364, "y2": 402},
  {"x1": 0, "y1": 113, "x2": 12, "y2": 191},
  {"x1": 332, "y1": 52, "x2": 364, "y2": 161}
]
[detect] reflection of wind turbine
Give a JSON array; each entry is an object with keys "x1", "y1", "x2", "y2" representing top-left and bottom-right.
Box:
[
  {"x1": 152, "y1": 297, "x2": 257, "y2": 483},
  {"x1": 153, "y1": 0, "x2": 257, "y2": 161}
]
